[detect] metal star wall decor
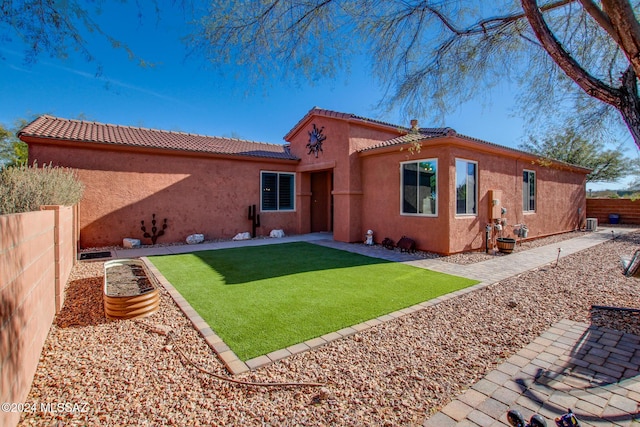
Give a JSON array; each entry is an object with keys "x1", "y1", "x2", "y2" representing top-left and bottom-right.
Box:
[{"x1": 306, "y1": 124, "x2": 326, "y2": 158}]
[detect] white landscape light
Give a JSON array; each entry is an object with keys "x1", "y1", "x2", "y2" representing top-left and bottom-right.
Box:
[{"x1": 555, "y1": 247, "x2": 563, "y2": 267}]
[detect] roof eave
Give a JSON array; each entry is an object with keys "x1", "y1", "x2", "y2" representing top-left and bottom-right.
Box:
[
  {"x1": 20, "y1": 135, "x2": 300, "y2": 163},
  {"x1": 452, "y1": 133, "x2": 592, "y2": 174},
  {"x1": 359, "y1": 134, "x2": 592, "y2": 174},
  {"x1": 284, "y1": 107, "x2": 409, "y2": 141}
]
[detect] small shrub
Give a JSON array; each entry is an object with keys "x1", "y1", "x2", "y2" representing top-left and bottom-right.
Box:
[{"x1": 0, "y1": 162, "x2": 85, "y2": 214}]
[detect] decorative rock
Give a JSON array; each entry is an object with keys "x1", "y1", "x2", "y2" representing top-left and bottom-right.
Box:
[
  {"x1": 123, "y1": 238, "x2": 141, "y2": 249},
  {"x1": 270, "y1": 229, "x2": 285, "y2": 238},
  {"x1": 186, "y1": 234, "x2": 204, "y2": 244},
  {"x1": 232, "y1": 232, "x2": 251, "y2": 241}
]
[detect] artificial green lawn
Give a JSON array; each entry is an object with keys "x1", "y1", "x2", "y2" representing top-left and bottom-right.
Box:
[{"x1": 149, "y1": 242, "x2": 478, "y2": 361}]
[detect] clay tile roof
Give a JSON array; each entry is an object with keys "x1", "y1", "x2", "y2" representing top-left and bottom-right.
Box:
[
  {"x1": 19, "y1": 115, "x2": 299, "y2": 161},
  {"x1": 359, "y1": 127, "x2": 457, "y2": 152},
  {"x1": 284, "y1": 107, "x2": 407, "y2": 140},
  {"x1": 359, "y1": 127, "x2": 591, "y2": 173}
]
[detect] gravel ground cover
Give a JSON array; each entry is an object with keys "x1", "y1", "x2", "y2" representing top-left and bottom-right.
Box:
[
  {"x1": 20, "y1": 231, "x2": 640, "y2": 426},
  {"x1": 341, "y1": 230, "x2": 608, "y2": 265}
]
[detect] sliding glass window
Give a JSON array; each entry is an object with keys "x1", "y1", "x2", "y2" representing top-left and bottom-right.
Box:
[{"x1": 401, "y1": 159, "x2": 437, "y2": 216}]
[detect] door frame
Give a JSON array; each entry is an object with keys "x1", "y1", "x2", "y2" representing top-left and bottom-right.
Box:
[{"x1": 310, "y1": 170, "x2": 333, "y2": 232}]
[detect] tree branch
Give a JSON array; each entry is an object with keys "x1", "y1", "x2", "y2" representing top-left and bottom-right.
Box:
[
  {"x1": 601, "y1": 0, "x2": 640, "y2": 78},
  {"x1": 426, "y1": 0, "x2": 574, "y2": 37},
  {"x1": 520, "y1": 0, "x2": 621, "y2": 107},
  {"x1": 577, "y1": 0, "x2": 621, "y2": 43},
  {"x1": 285, "y1": 0, "x2": 334, "y2": 33}
]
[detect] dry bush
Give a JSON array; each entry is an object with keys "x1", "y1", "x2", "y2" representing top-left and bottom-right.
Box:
[{"x1": 0, "y1": 162, "x2": 84, "y2": 214}]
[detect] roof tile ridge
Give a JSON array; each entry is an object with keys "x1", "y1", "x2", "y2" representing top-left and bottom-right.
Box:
[
  {"x1": 214, "y1": 136, "x2": 288, "y2": 147},
  {"x1": 39, "y1": 116, "x2": 211, "y2": 139},
  {"x1": 351, "y1": 114, "x2": 407, "y2": 131},
  {"x1": 357, "y1": 127, "x2": 451, "y2": 153},
  {"x1": 37, "y1": 115, "x2": 284, "y2": 147},
  {"x1": 419, "y1": 126, "x2": 457, "y2": 136},
  {"x1": 305, "y1": 107, "x2": 412, "y2": 132},
  {"x1": 305, "y1": 107, "x2": 355, "y2": 119},
  {"x1": 51, "y1": 115, "x2": 103, "y2": 125}
]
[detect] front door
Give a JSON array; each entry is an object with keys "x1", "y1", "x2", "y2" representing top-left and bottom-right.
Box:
[{"x1": 310, "y1": 171, "x2": 332, "y2": 232}]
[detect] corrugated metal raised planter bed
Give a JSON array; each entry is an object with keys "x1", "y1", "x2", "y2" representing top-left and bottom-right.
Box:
[{"x1": 104, "y1": 259, "x2": 160, "y2": 320}]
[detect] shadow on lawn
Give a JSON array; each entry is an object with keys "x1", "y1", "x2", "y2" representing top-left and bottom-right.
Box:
[{"x1": 181, "y1": 242, "x2": 393, "y2": 285}]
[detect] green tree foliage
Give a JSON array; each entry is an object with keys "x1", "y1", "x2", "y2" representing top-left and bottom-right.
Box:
[
  {"x1": 625, "y1": 157, "x2": 640, "y2": 190},
  {"x1": 0, "y1": 163, "x2": 85, "y2": 214},
  {"x1": 0, "y1": 0, "x2": 143, "y2": 64},
  {"x1": 0, "y1": 123, "x2": 28, "y2": 168},
  {"x1": 3, "y1": 1, "x2": 640, "y2": 151},
  {"x1": 190, "y1": 0, "x2": 640, "y2": 149},
  {"x1": 519, "y1": 127, "x2": 631, "y2": 182}
]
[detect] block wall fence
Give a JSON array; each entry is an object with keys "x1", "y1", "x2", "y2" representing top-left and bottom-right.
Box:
[
  {"x1": 0, "y1": 205, "x2": 78, "y2": 427},
  {"x1": 586, "y1": 198, "x2": 640, "y2": 225}
]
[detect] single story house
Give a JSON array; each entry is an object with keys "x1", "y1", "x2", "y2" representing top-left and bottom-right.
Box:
[{"x1": 19, "y1": 108, "x2": 590, "y2": 254}]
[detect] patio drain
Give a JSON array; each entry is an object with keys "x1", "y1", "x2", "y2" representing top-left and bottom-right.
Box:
[
  {"x1": 79, "y1": 251, "x2": 112, "y2": 260},
  {"x1": 103, "y1": 259, "x2": 160, "y2": 320}
]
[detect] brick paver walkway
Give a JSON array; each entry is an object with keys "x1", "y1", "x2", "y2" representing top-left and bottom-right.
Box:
[{"x1": 424, "y1": 320, "x2": 640, "y2": 427}]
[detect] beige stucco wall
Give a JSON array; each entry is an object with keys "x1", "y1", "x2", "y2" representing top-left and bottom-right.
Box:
[
  {"x1": 25, "y1": 112, "x2": 587, "y2": 254},
  {"x1": 360, "y1": 141, "x2": 452, "y2": 253},
  {"x1": 28, "y1": 143, "x2": 299, "y2": 248},
  {"x1": 359, "y1": 139, "x2": 587, "y2": 254},
  {"x1": 445, "y1": 144, "x2": 586, "y2": 254},
  {"x1": 1, "y1": 206, "x2": 77, "y2": 427},
  {"x1": 292, "y1": 116, "x2": 359, "y2": 242},
  {"x1": 287, "y1": 115, "x2": 404, "y2": 242},
  {"x1": 286, "y1": 112, "x2": 587, "y2": 254}
]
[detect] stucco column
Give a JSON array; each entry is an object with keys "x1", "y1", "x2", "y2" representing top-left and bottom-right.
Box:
[
  {"x1": 332, "y1": 190, "x2": 363, "y2": 243},
  {"x1": 296, "y1": 172, "x2": 312, "y2": 234}
]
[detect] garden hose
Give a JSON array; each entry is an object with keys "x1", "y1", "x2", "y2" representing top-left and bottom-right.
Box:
[{"x1": 135, "y1": 320, "x2": 326, "y2": 388}]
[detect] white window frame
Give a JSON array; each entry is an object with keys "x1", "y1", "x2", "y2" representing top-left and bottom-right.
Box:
[
  {"x1": 400, "y1": 158, "x2": 438, "y2": 217},
  {"x1": 523, "y1": 169, "x2": 536, "y2": 213},
  {"x1": 260, "y1": 171, "x2": 295, "y2": 212},
  {"x1": 455, "y1": 158, "x2": 478, "y2": 216}
]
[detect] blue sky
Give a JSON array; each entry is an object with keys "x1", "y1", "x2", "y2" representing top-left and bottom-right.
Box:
[{"x1": 0, "y1": 2, "x2": 635, "y2": 191}]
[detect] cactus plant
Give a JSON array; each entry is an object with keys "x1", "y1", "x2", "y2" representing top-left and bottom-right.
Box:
[
  {"x1": 248, "y1": 204, "x2": 260, "y2": 238},
  {"x1": 141, "y1": 213, "x2": 168, "y2": 244}
]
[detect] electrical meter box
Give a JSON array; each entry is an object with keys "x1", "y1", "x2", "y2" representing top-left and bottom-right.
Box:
[{"x1": 489, "y1": 190, "x2": 502, "y2": 220}]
